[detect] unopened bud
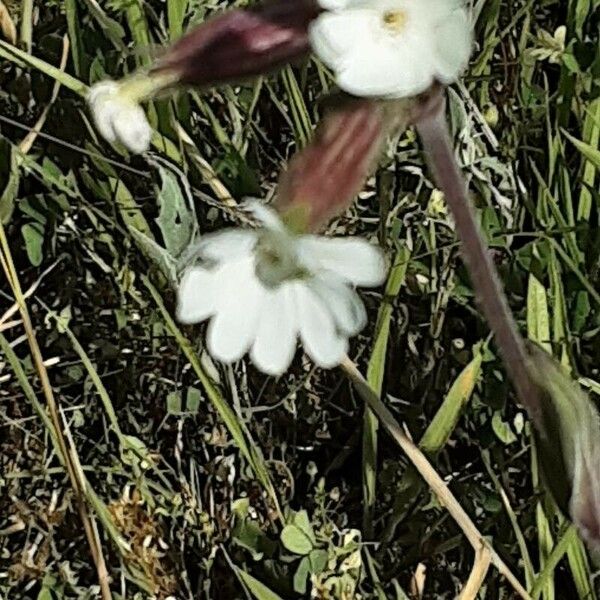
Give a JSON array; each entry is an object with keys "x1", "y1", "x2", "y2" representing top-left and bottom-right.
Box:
[
  {"x1": 152, "y1": 0, "x2": 320, "y2": 87},
  {"x1": 275, "y1": 99, "x2": 389, "y2": 231},
  {"x1": 528, "y1": 346, "x2": 600, "y2": 552}
]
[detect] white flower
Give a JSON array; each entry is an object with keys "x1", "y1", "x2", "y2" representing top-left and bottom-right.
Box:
[
  {"x1": 88, "y1": 81, "x2": 152, "y2": 154},
  {"x1": 309, "y1": 0, "x2": 472, "y2": 98},
  {"x1": 177, "y1": 204, "x2": 387, "y2": 375}
]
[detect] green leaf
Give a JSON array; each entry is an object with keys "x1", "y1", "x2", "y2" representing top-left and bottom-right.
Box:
[
  {"x1": 155, "y1": 165, "x2": 196, "y2": 259},
  {"x1": 281, "y1": 524, "x2": 313, "y2": 555},
  {"x1": 237, "y1": 569, "x2": 284, "y2": 600},
  {"x1": 0, "y1": 147, "x2": 19, "y2": 224},
  {"x1": 292, "y1": 510, "x2": 317, "y2": 545},
  {"x1": 21, "y1": 222, "x2": 44, "y2": 267},
  {"x1": 112, "y1": 179, "x2": 153, "y2": 238},
  {"x1": 186, "y1": 387, "x2": 201, "y2": 414},
  {"x1": 168, "y1": 0, "x2": 188, "y2": 39},
  {"x1": 577, "y1": 98, "x2": 600, "y2": 221},
  {"x1": 232, "y1": 498, "x2": 250, "y2": 517},
  {"x1": 492, "y1": 412, "x2": 517, "y2": 445},
  {"x1": 215, "y1": 147, "x2": 261, "y2": 196},
  {"x1": 232, "y1": 518, "x2": 274, "y2": 561},
  {"x1": 309, "y1": 549, "x2": 328, "y2": 574},
  {"x1": 166, "y1": 391, "x2": 182, "y2": 415},
  {"x1": 129, "y1": 226, "x2": 177, "y2": 284},
  {"x1": 36, "y1": 589, "x2": 54, "y2": 600},
  {"x1": 120, "y1": 435, "x2": 151, "y2": 469},
  {"x1": 527, "y1": 274, "x2": 551, "y2": 352},
  {"x1": 293, "y1": 556, "x2": 311, "y2": 594},
  {"x1": 64, "y1": 0, "x2": 84, "y2": 77},
  {"x1": 562, "y1": 129, "x2": 600, "y2": 170},
  {"x1": 80, "y1": 0, "x2": 126, "y2": 49},
  {"x1": 565, "y1": 531, "x2": 596, "y2": 600},
  {"x1": 37, "y1": 582, "x2": 59, "y2": 600},
  {"x1": 561, "y1": 53, "x2": 580, "y2": 73},
  {"x1": 419, "y1": 349, "x2": 483, "y2": 455},
  {"x1": 572, "y1": 291, "x2": 590, "y2": 334},
  {"x1": 367, "y1": 246, "x2": 411, "y2": 395},
  {"x1": 531, "y1": 525, "x2": 588, "y2": 600},
  {"x1": 0, "y1": 39, "x2": 89, "y2": 96},
  {"x1": 573, "y1": 0, "x2": 592, "y2": 37},
  {"x1": 123, "y1": 0, "x2": 152, "y2": 66},
  {"x1": 280, "y1": 66, "x2": 312, "y2": 147},
  {"x1": 363, "y1": 246, "x2": 411, "y2": 534}
]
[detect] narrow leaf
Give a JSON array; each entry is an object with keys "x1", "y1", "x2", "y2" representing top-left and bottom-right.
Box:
[{"x1": 237, "y1": 569, "x2": 284, "y2": 600}]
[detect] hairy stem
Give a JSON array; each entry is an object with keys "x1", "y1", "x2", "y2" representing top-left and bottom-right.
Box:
[{"x1": 416, "y1": 103, "x2": 542, "y2": 427}]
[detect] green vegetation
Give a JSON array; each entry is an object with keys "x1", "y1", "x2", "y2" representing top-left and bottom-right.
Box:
[{"x1": 0, "y1": 0, "x2": 599, "y2": 598}]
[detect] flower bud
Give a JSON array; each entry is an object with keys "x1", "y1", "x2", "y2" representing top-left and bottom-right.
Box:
[
  {"x1": 152, "y1": 0, "x2": 320, "y2": 87},
  {"x1": 88, "y1": 81, "x2": 153, "y2": 153},
  {"x1": 275, "y1": 98, "x2": 412, "y2": 232},
  {"x1": 528, "y1": 346, "x2": 600, "y2": 552},
  {"x1": 571, "y1": 426, "x2": 600, "y2": 551}
]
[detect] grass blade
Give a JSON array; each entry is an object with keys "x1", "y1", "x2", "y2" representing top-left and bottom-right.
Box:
[
  {"x1": 0, "y1": 39, "x2": 88, "y2": 96},
  {"x1": 363, "y1": 246, "x2": 410, "y2": 535},
  {"x1": 419, "y1": 348, "x2": 483, "y2": 455}
]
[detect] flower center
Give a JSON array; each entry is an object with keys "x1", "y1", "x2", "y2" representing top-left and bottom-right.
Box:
[
  {"x1": 382, "y1": 9, "x2": 407, "y2": 33},
  {"x1": 254, "y1": 232, "x2": 309, "y2": 288}
]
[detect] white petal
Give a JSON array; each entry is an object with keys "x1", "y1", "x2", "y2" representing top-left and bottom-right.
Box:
[
  {"x1": 406, "y1": 0, "x2": 458, "y2": 23},
  {"x1": 111, "y1": 103, "x2": 152, "y2": 154},
  {"x1": 433, "y1": 8, "x2": 472, "y2": 84},
  {"x1": 309, "y1": 11, "x2": 377, "y2": 71},
  {"x1": 336, "y1": 39, "x2": 434, "y2": 98},
  {"x1": 88, "y1": 81, "x2": 151, "y2": 154},
  {"x1": 177, "y1": 267, "x2": 217, "y2": 324},
  {"x1": 295, "y1": 283, "x2": 347, "y2": 368},
  {"x1": 88, "y1": 81, "x2": 119, "y2": 111},
  {"x1": 299, "y1": 236, "x2": 387, "y2": 287},
  {"x1": 93, "y1": 106, "x2": 118, "y2": 144},
  {"x1": 311, "y1": 278, "x2": 367, "y2": 336},
  {"x1": 245, "y1": 200, "x2": 288, "y2": 234},
  {"x1": 316, "y1": 0, "x2": 351, "y2": 10},
  {"x1": 88, "y1": 82, "x2": 120, "y2": 144},
  {"x1": 206, "y1": 258, "x2": 264, "y2": 363},
  {"x1": 310, "y1": 2, "x2": 460, "y2": 98},
  {"x1": 197, "y1": 229, "x2": 258, "y2": 264},
  {"x1": 250, "y1": 284, "x2": 298, "y2": 375}
]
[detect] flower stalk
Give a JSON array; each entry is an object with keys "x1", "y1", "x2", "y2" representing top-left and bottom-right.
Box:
[
  {"x1": 415, "y1": 91, "x2": 600, "y2": 558},
  {"x1": 112, "y1": 71, "x2": 178, "y2": 105},
  {"x1": 415, "y1": 97, "x2": 544, "y2": 428}
]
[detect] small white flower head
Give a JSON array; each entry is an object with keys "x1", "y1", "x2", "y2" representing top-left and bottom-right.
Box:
[
  {"x1": 309, "y1": 0, "x2": 472, "y2": 98},
  {"x1": 177, "y1": 203, "x2": 387, "y2": 376},
  {"x1": 88, "y1": 81, "x2": 152, "y2": 154}
]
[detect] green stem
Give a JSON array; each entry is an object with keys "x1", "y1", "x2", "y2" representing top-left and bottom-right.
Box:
[
  {"x1": 20, "y1": 0, "x2": 34, "y2": 52},
  {"x1": 117, "y1": 71, "x2": 178, "y2": 103}
]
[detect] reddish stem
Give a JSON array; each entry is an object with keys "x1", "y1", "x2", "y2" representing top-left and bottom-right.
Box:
[{"x1": 416, "y1": 101, "x2": 542, "y2": 427}]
